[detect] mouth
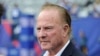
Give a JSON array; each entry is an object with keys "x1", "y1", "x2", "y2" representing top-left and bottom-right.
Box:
[
  {"x1": 40, "y1": 41, "x2": 49, "y2": 43},
  {"x1": 40, "y1": 41, "x2": 50, "y2": 44}
]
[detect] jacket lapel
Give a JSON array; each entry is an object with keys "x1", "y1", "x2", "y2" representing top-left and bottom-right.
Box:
[{"x1": 61, "y1": 42, "x2": 73, "y2": 56}]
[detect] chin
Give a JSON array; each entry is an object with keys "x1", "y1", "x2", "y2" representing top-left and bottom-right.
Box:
[
  {"x1": 41, "y1": 48, "x2": 49, "y2": 50},
  {"x1": 41, "y1": 46, "x2": 50, "y2": 50}
]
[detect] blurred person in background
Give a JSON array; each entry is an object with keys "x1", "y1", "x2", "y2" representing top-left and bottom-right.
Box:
[
  {"x1": 88, "y1": 0, "x2": 100, "y2": 18},
  {"x1": 92, "y1": 0, "x2": 100, "y2": 18},
  {"x1": 0, "y1": 4, "x2": 11, "y2": 47},
  {"x1": 57, "y1": 0, "x2": 74, "y2": 11},
  {"x1": 0, "y1": 4, "x2": 4, "y2": 24},
  {"x1": 36, "y1": 3, "x2": 84, "y2": 56},
  {"x1": 12, "y1": 4, "x2": 21, "y2": 25},
  {"x1": 78, "y1": 30, "x2": 87, "y2": 55}
]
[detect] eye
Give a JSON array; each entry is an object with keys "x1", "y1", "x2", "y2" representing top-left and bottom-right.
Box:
[
  {"x1": 37, "y1": 27, "x2": 41, "y2": 31},
  {"x1": 44, "y1": 26, "x2": 53, "y2": 30}
]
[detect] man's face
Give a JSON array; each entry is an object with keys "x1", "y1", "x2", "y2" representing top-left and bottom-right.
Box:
[{"x1": 36, "y1": 10, "x2": 67, "y2": 50}]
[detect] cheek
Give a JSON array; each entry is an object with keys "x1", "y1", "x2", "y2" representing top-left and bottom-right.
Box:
[
  {"x1": 50, "y1": 36, "x2": 63, "y2": 49},
  {"x1": 48, "y1": 29, "x2": 63, "y2": 40},
  {"x1": 48, "y1": 30, "x2": 63, "y2": 45}
]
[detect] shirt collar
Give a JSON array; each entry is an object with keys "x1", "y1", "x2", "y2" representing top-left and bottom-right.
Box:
[{"x1": 43, "y1": 40, "x2": 70, "y2": 56}]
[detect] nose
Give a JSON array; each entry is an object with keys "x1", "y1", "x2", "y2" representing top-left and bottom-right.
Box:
[{"x1": 37, "y1": 29, "x2": 46, "y2": 39}]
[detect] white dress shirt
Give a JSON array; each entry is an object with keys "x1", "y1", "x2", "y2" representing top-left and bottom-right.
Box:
[{"x1": 43, "y1": 40, "x2": 70, "y2": 56}]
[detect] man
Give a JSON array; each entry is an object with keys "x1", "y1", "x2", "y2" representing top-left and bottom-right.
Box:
[{"x1": 36, "y1": 3, "x2": 84, "y2": 56}]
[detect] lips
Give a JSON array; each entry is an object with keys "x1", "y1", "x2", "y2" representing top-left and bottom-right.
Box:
[
  {"x1": 40, "y1": 41, "x2": 49, "y2": 43},
  {"x1": 40, "y1": 41, "x2": 50, "y2": 44}
]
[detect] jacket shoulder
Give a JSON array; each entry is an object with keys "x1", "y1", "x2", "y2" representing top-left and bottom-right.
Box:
[{"x1": 61, "y1": 42, "x2": 85, "y2": 56}]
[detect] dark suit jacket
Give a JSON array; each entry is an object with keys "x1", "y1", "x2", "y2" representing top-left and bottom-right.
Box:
[{"x1": 61, "y1": 42, "x2": 85, "y2": 56}]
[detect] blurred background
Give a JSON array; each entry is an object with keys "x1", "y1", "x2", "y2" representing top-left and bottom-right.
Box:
[{"x1": 0, "y1": 0, "x2": 100, "y2": 56}]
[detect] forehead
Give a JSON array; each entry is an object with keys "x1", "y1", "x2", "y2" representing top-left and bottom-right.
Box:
[{"x1": 37, "y1": 10, "x2": 62, "y2": 25}]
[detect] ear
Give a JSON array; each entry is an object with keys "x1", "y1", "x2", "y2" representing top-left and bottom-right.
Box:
[{"x1": 63, "y1": 24, "x2": 69, "y2": 37}]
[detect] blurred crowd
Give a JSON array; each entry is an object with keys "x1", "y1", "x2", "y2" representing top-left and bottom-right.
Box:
[
  {"x1": 0, "y1": 3, "x2": 42, "y2": 56},
  {"x1": 58, "y1": 0, "x2": 100, "y2": 18},
  {"x1": 0, "y1": 0, "x2": 100, "y2": 56}
]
